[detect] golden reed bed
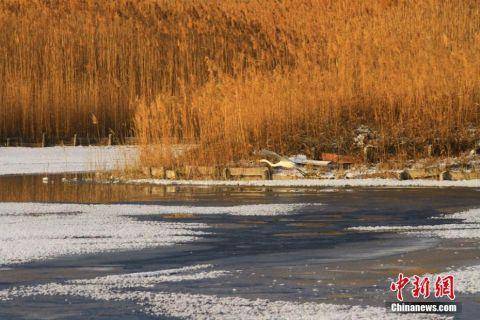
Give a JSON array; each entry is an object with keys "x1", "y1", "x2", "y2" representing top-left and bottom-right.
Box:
[{"x1": 1, "y1": 0, "x2": 480, "y2": 166}]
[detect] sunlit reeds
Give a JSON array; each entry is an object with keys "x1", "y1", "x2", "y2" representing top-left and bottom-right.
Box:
[
  {"x1": 1, "y1": 0, "x2": 480, "y2": 164},
  {"x1": 135, "y1": 0, "x2": 480, "y2": 165},
  {"x1": 0, "y1": 0, "x2": 291, "y2": 142}
]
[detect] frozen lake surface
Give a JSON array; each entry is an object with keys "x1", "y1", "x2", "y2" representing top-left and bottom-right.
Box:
[{"x1": 0, "y1": 175, "x2": 480, "y2": 319}]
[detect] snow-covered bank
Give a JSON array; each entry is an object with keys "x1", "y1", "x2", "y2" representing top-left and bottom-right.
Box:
[
  {"x1": 0, "y1": 264, "x2": 437, "y2": 320},
  {"x1": 121, "y1": 177, "x2": 480, "y2": 188},
  {"x1": 0, "y1": 146, "x2": 138, "y2": 176},
  {"x1": 2, "y1": 146, "x2": 479, "y2": 190},
  {"x1": 0, "y1": 202, "x2": 316, "y2": 266}
]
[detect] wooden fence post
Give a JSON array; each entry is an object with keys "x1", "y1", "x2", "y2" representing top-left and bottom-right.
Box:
[{"x1": 41, "y1": 133, "x2": 47, "y2": 147}]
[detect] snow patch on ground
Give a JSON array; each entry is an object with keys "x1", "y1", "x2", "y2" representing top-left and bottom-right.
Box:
[
  {"x1": 0, "y1": 265, "x2": 440, "y2": 320},
  {"x1": 123, "y1": 178, "x2": 480, "y2": 188},
  {"x1": 0, "y1": 146, "x2": 138, "y2": 176},
  {"x1": 0, "y1": 202, "x2": 316, "y2": 266}
]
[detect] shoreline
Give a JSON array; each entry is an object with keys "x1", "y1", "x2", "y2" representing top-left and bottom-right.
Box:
[{"x1": 97, "y1": 177, "x2": 480, "y2": 188}]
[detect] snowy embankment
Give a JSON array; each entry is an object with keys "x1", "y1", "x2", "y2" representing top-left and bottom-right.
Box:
[
  {"x1": 2, "y1": 146, "x2": 480, "y2": 189},
  {"x1": 124, "y1": 177, "x2": 480, "y2": 188},
  {"x1": 0, "y1": 264, "x2": 438, "y2": 320},
  {"x1": 0, "y1": 146, "x2": 138, "y2": 176},
  {"x1": 350, "y1": 207, "x2": 480, "y2": 294},
  {"x1": 0, "y1": 202, "x2": 317, "y2": 266}
]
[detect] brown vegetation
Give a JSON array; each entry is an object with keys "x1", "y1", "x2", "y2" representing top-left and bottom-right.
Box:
[
  {"x1": 0, "y1": 0, "x2": 290, "y2": 142},
  {"x1": 1, "y1": 0, "x2": 480, "y2": 165}
]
